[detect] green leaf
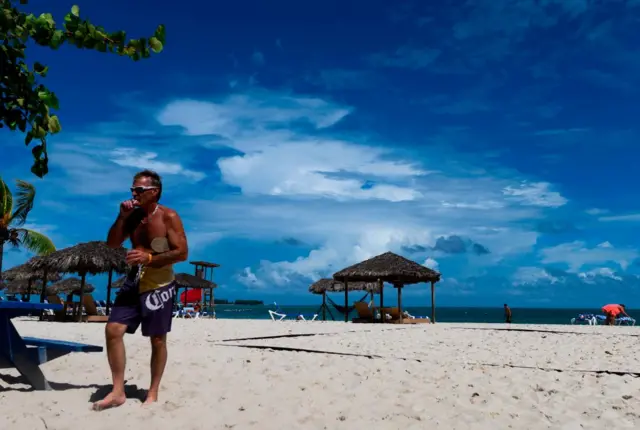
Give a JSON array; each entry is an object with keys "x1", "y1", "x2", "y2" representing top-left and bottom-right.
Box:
[
  {"x1": 149, "y1": 37, "x2": 163, "y2": 53},
  {"x1": 71, "y1": 5, "x2": 80, "y2": 17},
  {"x1": 9, "y1": 180, "x2": 36, "y2": 226},
  {"x1": 47, "y1": 115, "x2": 61, "y2": 133},
  {"x1": 14, "y1": 228, "x2": 56, "y2": 255},
  {"x1": 33, "y1": 62, "x2": 48, "y2": 76}
]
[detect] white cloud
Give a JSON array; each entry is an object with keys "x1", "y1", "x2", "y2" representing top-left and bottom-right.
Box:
[
  {"x1": 586, "y1": 208, "x2": 608, "y2": 216},
  {"x1": 540, "y1": 241, "x2": 637, "y2": 272},
  {"x1": 423, "y1": 257, "x2": 439, "y2": 270},
  {"x1": 110, "y1": 148, "x2": 205, "y2": 181},
  {"x1": 158, "y1": 91, "x2": 426, "y2": 202},
  {"x1": 155, "y1": 89, "x2": 569, "y2": 287},
  {"x1": 579, "y1": 267, "x2": 623, "y2": 283},
  {"x1": 598, "y1": 213, "x2": 640, "y2": 222},
  {"x1": 512, "y1": 266, "x2": 561, "y2": 286},
  {"x1": 502, "y1": 181, "x2": 567, "y2": 208}
]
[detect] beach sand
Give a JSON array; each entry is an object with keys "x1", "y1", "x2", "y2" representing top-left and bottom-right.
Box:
[{"x1": 1, "y1": 318, "x2": 639, "y2": 429}]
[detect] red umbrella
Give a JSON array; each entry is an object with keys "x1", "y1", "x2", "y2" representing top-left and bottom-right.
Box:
[{"x1": 180, "y1": 288, "x2": 202, "y2": 304}]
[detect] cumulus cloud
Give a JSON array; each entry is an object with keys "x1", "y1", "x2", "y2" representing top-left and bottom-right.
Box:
[
  {"x1": 539, "y1": 241, "x2": 638, "y2": 272},
  {"x1": 150, "y1": 89, "x2": 579, "y2": 288},
  {"x1": 502, "y1": 182, "x2": 567, "y2": 208}
]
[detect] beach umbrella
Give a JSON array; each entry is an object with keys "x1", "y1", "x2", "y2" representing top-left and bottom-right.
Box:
[
  {"x1": 48, "y1": 277, "x2": 96, "y2": 296},
  {"x1": 27, "y1": 241, "x2": 128, "y2": 321},
  {"x1": 2, "y1": 263, "x2": 62, "y2": 299},
  {"x1": 180, "y1": 288, "x2": 202, "y2": 304},
  {"x1": 174, "y1": 272, "x2": 216, "y2": 306},
  {"x1": 333, "y1": 251, "x2": 441, "y2": 323},
  {"x1": 2, "y1": 263, "x2": 61, "y2": 282}
]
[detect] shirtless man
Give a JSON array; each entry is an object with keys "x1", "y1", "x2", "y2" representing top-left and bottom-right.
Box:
[
  {"x1": 504, "y1": 304, "x2": 512, "y2": 324},
  {"x1": 94, "y1": 169, "x2": 188, "y2": 410}
]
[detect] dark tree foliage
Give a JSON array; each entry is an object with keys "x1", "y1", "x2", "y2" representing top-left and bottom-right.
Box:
[{"x1": 0, "y1": 1, "x2": 165, "y2": 177}]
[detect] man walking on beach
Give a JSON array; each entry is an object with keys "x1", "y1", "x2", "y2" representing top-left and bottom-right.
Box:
[
  {"x1": 94, "y1": 169, "x2": 188, "y2": 410},
  {"x1": 504, "y1": 304, "x2": 512, "y2": 324}
]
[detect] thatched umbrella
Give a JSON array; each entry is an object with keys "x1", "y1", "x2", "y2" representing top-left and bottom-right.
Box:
[
  {"x1": 333, "y1": 251, "x2": 441, "y2": 323},
  {"x1": 1, "y1": 278, "x2": 46, "y2": 297},
  {"x1": 2, "y1": 263, "x2": 61, "y2": 299},
  {"x1": 308, "y1": 278, "x2": 381, "y2": 321},
  {"x1": 48, "y1": 277, "x2": 96, "y2": 295},
  {"x1": 26, "y1": 241, "x2": 128, "y2": 321},
  {"x1": 174, "y1": 272, "x2": 217, "y2": 307}
]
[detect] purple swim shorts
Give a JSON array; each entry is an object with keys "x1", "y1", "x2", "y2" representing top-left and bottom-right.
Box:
[{"x1": 108, "y1": 276, "x2": 176, "y2": 337}]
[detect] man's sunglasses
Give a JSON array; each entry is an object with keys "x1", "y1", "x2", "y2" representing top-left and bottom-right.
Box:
[{"x1": 130, "y1": 186, "x2": 158, "y2": 193}]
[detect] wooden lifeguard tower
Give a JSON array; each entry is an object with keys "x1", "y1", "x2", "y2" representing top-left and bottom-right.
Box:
[{"x1": 190, "y1": 260, "x2": 220, "y2": 317}]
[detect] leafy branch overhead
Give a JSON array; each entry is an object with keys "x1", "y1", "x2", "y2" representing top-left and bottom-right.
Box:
[{"x1": 0, "y1": 0, "x2": 165, "y2": 177}]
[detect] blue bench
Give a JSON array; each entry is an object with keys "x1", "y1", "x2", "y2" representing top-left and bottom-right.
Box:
[{"x1": 0, "y1": 302, "x2": 103, "y2": 390}]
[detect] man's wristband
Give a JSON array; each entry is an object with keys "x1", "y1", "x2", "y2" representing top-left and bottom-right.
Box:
[{"x1": 147, "y1": 253, "x2": 153, "y2": 264}]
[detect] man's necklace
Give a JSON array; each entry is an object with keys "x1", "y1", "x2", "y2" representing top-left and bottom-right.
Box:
[{"x1": 140, "y1": 204, "x2": 159, "y2": 224}]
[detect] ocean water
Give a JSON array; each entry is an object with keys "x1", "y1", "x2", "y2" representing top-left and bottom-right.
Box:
[{"x1": 213, "y1": 304, "x2": 639, "y2": 325}]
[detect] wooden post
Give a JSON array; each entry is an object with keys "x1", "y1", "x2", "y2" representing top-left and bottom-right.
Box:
[
  {"x1": 77, "y1": 272, "x2": 86, "y2": 322},
  {"x1": 379, "y1": 280, "x2": 384, "y2": 323},
  {"x1": 38, "y1": 270, "x2": 48, "y2": 321},
  {"x1": 322, "y1": 291, "x2": 326, "y2": 321},
  {"x1": 397, "y1": 284, "x2": 403, "y2": 320},
  {"x1": 106, "y1": 268, "x2": 113, "y2": 316},
  {"x1": 431, "y1": 281, "x2": 436, "y2": 323},
  {"x1": 344, "y1": 280, "x2": 349, "y2": 322}
]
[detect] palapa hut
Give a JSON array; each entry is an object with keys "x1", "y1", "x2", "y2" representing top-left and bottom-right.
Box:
[
  {"x1": 333, "y1": 251, "x2": 441, "y2": 323},
  {"x1": 47, "y1": 277, "x2": 96, "y2": 296},
  {"x1": 26, "y1": 241, "x2": 128, "y2": 321},
  {"x1": 308, "y1": 278, "x2": 380, "y2": 321},
  {"x1": 174, "y1": 273, "x2": 217, "y2": 315},
  {"x1": 1, "y1": 264, "x2": 61, "y2": 299}
]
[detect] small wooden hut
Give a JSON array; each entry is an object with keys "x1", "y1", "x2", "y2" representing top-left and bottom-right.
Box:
[
  {"x1": 308, "y1": 278, "x2": 380, "y2": 321},
  {"x1": 333, "y1": 251, "x2": 441, "y2": 322},
  {"x1": 27, "y1": 241, "x2": 128, "y2": 321}
]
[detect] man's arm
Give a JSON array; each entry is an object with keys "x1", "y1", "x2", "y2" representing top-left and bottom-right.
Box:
[
  {"x1": 106, "y1": 215, "x2": 131, "y2": 248},
  {"x1": 148, "y1": 210, "x2": 188, "y2": 267}
]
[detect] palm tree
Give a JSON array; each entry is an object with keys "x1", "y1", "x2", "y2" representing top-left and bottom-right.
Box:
[{"x1": 0, "y1": 177, "x2": 56, "y2": 284}]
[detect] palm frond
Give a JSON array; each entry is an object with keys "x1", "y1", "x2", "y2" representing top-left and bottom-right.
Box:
[
  {"x1": 10, "y1": 180, "x2": 36, "y2": 227},
  {"x1": 14, "y1": 228, "x2": 56, "y2": 256},
  {"x1": 0, "y1": 177, "x2": 13, "y2": 226}
]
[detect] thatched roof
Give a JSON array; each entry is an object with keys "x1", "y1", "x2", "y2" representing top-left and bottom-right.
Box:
[
  {"x1": 308, "y1": 278, "x2": 381, "y2": 294},
  {"x1": 48, "y1": 277, "x2": 96, "y2": 295},
  {"x1": 1, "y1": 279, "x2": 45, "y2": 295},
  {"x1": 175, "y1": 273, "x2": 217, "y2": 289},
  {"x1": 332, "y1": 251, "x2": 441, "y2": 285},
  {"x1": 26, "y1": 241, "x2": 128, "y2": 275},
  {"x1": 112, "y1": 273, "x2": 217, "y2": 289},
  {"x1": 2, "y1": 262, "x2": 61, "y2": 282}
]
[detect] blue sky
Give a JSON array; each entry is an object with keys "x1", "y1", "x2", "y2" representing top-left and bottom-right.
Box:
[{"x1": 2, "y1": 0, "x2": 640, "y2": 307}]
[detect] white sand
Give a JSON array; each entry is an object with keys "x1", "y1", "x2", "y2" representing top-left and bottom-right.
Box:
[{"x1": 1, "y1": 318, "x2": 639, "y2": 429}]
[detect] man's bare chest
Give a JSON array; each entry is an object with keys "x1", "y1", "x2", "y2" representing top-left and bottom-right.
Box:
[{"x1": 131, "y1": 216, "x2": 167, "y2": 248}]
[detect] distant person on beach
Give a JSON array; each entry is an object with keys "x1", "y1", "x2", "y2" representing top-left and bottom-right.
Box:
[
  {"x1": 94, "y1": 169, "x2": 188, "y2": 411},
  {"x1": 601, "y1": 303, "x2": 630, "y2": 326},
  {"x1": 504, "y1": 304, "x2": 512, "y2": 323}
]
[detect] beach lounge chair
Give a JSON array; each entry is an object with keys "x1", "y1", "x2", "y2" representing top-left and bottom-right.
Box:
[
  {"x1": 44, "y1": 295, "x2": 69, "y2": 322},
  {"x1": 616, "y1": 316, "x2": 636, "y2": 326},
  {"x1": 570, "y1": 314, "x2": 597, "y2": 325},
  {"x1": 352, "y1": 302, "x2": 377, "y2": 323},
  {"x1": 81, "y1": 295, "x2": 109, "y2": 323},
  {"x1": 268, "y1": 302, "x2": 287, "y2": 321}
]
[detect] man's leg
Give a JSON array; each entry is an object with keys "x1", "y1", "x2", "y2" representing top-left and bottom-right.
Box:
[
  {"x1": 145, "y1": 334, "x2": 168, "y2": 404},
  {"x1": 92, "y1": 322, "x2": 129, "y2": 410},
  {"x1": 140, "y1": 284, "x2": 175, "y2": 405}
]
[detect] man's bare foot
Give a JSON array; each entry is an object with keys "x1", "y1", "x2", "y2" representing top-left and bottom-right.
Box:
[
  {"x1": 142, "y1": 391, "x2": 158, "y2": 406},
  {"x1": 92, "y1": 392, "x2": 126, "y2": 411}
]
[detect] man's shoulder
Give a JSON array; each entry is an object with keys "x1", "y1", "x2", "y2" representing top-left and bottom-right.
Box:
[{"x1": 160, "y1": 205, "x2": 181, "y2": 220}]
